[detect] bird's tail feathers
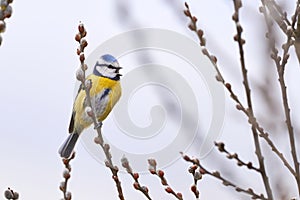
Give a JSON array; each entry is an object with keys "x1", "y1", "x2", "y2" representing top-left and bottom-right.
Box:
[{"x1": 58, "y1": 132, "x2": 79, "y2": 158}]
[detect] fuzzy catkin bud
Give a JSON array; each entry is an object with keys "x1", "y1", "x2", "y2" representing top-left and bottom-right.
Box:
[
  {"x1": 133, "y1": 173, "x2": 139, "y2": 180},
  {"x1": 94, "y1": 136, "x2": 102, "y2": 144},
  {"x1": 4, "y1": 5, "x2": 12, "y2": 18},
  {"x1": 194, "y1": 171, "x2": 202, "y2": 180},
  {"x1": 75, "y1": 33, "x2": 81, "y2": 42},
  {"x1": 182, "y1": 154, "x2": 191, "y2": 162},
  {"x1": 211, "y1": 55, "x2": 217, "y2": 63},
  {"x1": 176, "y1": 192, "x2": 183, "y2": 199},
  {"x1": 191, "y1": 184, "x2": 197, "y2": 193},
  {"x1": 225, "y1": 83, "x2": 231, "y2": 90},
  {"x1": 215, "y1": 75, "x2": 223, "y2": 82},
  {"x1": 80, "y1": 38, "x2": 88, "y2": 48},
  {"x1": 4, "y1": 189, "x2": 13, "y2": 199},
  {"x1": 183, "y1": 9, "x2": 190, "y2": 17},
  {"x1": 79, "y1": 52, "x2": 85, "y2": 62},
  {"x1": 141, "y1": 186, "x2": 148, "y2": 193},
  {"x1": 165, "y1": 187, "x2": 173, "y2": 193},
  {"x1": 157, "y1": 170, "x2": 164, "y2": 177},
  {"x1": 148, "y1": 167, "x2": 156, "y2": 174},
  {"x1": 63, "y1": 169, "x2": 70, "y2": 179},
  {"x1": 59, "y1": 182, "x2": 65, "y2": 191},
  {"x1": 81, "y1": 64, "x2": 88, "y2": 71},
  {"x1": 66, "y1": 192, "x2": 72, "y2": 200},
  {"x1": 76, "y1": 48, "x2": 81, "y2": 55},
  {"x1": 85, "y1": 79, "x2": 92, "y2": 90},
  {"x1": 76, "y1": 69, "x2": 84, "y2": 81},
  {"x1": 0, "y1": 21, "x2": 6, "y2": 33},
  {"x1": 188, "y1": 165, "x2": 198, "y2": 173},
  {"x1": 235, "y1": 0, "x2": 242, "y2": 9},
  {"x1": 85, "y1": 106, "x2": 93, "y2": 117},
  {"x1": 13, "y1": 192, "x2": 19, "y2": 199},
  {"x1": 184, "y1": 2, "x2": 189, "y2": 9},
  {"x1": 104, "y1": 143, "x2": 110, "y2": 152},
  {"x1": 133, "y1": 182, "x2": 139, "y2": 190},
  {"x1": 148, "y1": 159, "x2": 157, "y2": 167},
  {"x1": 121, "y1": 156, "x2": 129, "y2": 168},
  {"x1": 81, "y1": 30, "x2": 87, "y2": 37},
  {"x1": 188, "y1": 23, "x2": 196, "y2": 31},
  {"x1": 199, "y1": 167, "x2": 206, "y2": 174},
  {"x1": 78, "y1": 23, "x2": 85, "y2": 34},
  {"x1": 0, "y1": 0, "x2": 8, "y2": 8}
]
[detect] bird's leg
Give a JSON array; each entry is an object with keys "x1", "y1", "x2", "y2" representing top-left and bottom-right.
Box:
[{"x1": 94, "y1": 121, "x2": 103, "y2": 129}]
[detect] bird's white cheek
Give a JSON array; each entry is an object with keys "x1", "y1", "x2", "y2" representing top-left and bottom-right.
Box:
[{"x1": 96, "y1": 66, "x2": 117, "y2": 79}]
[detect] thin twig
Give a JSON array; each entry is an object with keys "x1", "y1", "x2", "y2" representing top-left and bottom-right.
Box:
[
  {"x1": 187, "y1": 164, "x2": 201, "y2": 199},
  {"x1": 59, "y1": 152, "x2": 75, "y2": 200},
  {"x1": 74, "y1": 23, "x2": 125, "y2": 200},
  {"x1": 181, "y1": 153, "x2": 267, "y2": 200},
  {"x1": 236, "y1": 89, "x2": 297, "y2": 177},
  {"x1": 215, "y1": 142, "x2": 260, "y2": 172},
  {"x1": 277, "y1": 33, "x2": 300, "y2": 197},
  {"x1": 148, "y1": 159, "x2": 183, "y2": 200},
  {"x1": 231, "y1": 1, "x2": 273, "y2": 198},
  {"x1": 121, "y1": 156, "x2": 152, "y2": 200}
]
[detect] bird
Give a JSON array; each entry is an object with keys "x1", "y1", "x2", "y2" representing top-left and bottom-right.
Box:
[{"x1": 59, "y1": 54, "x2": 122, "y2": 158}]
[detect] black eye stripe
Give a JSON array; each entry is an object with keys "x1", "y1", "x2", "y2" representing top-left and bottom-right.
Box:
[
  {"x1": 108, "y1": 64, "x2": 122, "y2": 69},
  {"x1": 95, "y1": 62, "x2": 122, "y2": 70}
]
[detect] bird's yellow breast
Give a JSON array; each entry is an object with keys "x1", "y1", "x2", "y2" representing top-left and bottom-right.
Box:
[{"x1": 72, "y1": 74, "x2": 121, "y2": 134}]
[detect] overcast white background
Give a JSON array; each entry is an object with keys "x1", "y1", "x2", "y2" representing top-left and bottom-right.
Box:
[{"x1": 0, "y1": 0, "x2": 299, "y2": 199}]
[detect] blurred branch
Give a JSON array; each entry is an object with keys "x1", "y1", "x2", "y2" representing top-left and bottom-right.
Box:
[
  {"x1": 260, "y1": 3, "x2": 300, "y2": 195},
  {"x1": 260, "y1": 0, "x2": 289, "y2": 35},
  {"x1": 121, "y1": 156, "x2": 152, "y2": 200},
  {"x1": 292, "y1": 1, "x2": 300, "y2": 63},
  {"x1": 74, "y1": 23, "x2": 125, "y2": 200},
  {"x1": 148, "y1": 159, "x2": 183, "y2": 200},
  {"x1": 181, "y1": 153, "x2": 267, "y2": 200},
  {"x1": 231, "y1": 0, "x2": 273, "y2": 198},
  {"x1": 294, "y1": 1, "x2": 300, "y2": 62},
  {"x1": 59, "y1": 152, "x2": 75, "y2": 200}
]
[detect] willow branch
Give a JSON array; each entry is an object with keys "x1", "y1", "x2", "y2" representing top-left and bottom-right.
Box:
[
  {"x1": 215, "y1": 142, "x2": 260, "y2": 172},
  {"x1": 181, "y1": 153, "x2": 267, "y2": 200},
  {"x1": 74, "y1": 23, "x2": 125, "y2": 200},
  {"x1": 148, "y1": 159, "x2": 183, "y2": 200},
  {"x1": 184, "y1": 1, "x2": 295, "y2": 179},
  {"x1": 260, "y1": 3, "x2": 300, "y2": 195},
  {"x1": 231, "y1": 1, "x2": 273, "y2": 199},
  {"x1": 59, "y1": 152, "x2": 75, "y2": 200},
  {"x1": 121, "y1": 156, "x2": 152, "y2": 200}
]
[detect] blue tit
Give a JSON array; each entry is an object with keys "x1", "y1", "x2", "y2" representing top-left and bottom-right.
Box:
[{"x1": 59, "y1": 54, "x2": 122, "y2": 158}]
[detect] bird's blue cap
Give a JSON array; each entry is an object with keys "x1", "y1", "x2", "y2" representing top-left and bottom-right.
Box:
[{"x1": 101, "y1": 54, "x2": 117, "y2": 63}]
